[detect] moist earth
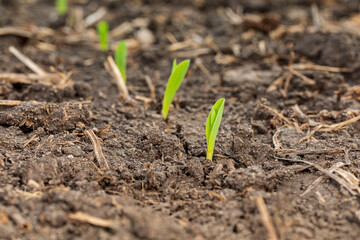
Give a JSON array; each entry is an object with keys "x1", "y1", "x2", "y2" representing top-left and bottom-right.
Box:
[{"x1": 1, "y1": 0, "x2": 360, "y2": 239}]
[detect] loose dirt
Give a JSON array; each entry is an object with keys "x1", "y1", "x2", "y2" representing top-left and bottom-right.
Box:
[{"x1": 1, "y1": 0, "x2": 360, "y2": 239}]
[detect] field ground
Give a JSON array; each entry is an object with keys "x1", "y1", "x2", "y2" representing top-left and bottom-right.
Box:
[{"x1": 1, "y1": 0, "x2": 360, "y2": 239}]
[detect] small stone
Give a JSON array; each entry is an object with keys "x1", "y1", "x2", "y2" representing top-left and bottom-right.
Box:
[
  {"x1": 63, "y1": 146, "x2": 84, "y2": 157},
  {"x1": 136, "y1": 28, "x2": 155, "y2": 49}
]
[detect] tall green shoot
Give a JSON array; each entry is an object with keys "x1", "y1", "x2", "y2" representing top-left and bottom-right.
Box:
[
  {"x1": 161, "y1": 59, "x2": 190, "y2": 120},
  {"x1": 97, "y1": 21, "x2": 109, "y2": 51},
  {"x1": 56, "y1": 0, "x2": 67, "y2": 15},
  {"x1": 115, "y1": 40, "x2": 127, "y2": 83},
  {"x1": 206, "y1": 98, "x2": 225, "y2": 161}
]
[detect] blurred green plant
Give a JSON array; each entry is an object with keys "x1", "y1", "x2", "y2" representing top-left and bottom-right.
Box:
[
  {"x1": 56, "y1": 0, "x2": 67, "y2": 15},
  {"x1": 115, "y1": 40, "x2": 127, "y2": 83},
  {"x1": 97, "y1": 21, "x2": 109, "y2": 51}
]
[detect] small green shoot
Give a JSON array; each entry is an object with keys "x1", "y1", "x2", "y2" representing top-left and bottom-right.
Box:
[
  {"x1": 206, "y1": 98, "x2": 225, "y2": 161},
  {"x1": 161, "y1": 59, "x2": 190, "y2": 120},
  {"x1": 56, "y1": 0, "x2": 67, "y2": 15},
  {"x1": 97, "y1": 21, "x2": 109, "y2": 51},
  {"x1": 115, "y1": 40, "x2": 127, "y2": 83}
]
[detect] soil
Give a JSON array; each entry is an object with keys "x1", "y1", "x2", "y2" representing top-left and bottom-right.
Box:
[{"x1": 1, "y1": 0, "x2": 360, "y2": 239}]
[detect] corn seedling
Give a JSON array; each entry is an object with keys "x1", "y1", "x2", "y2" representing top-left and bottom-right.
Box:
[
  {"x1": 161, "y1": 59, "x2": 190, "y2": 120},
  {"x1": 115, "y1": 40, "x2": 127, "y2": 83},
  {"x1": 206, "y1": 98, "x2": 225, "y2": 161},
  {"x1": 97, "y1": 21, "x2": 109, "y2": 51},
  {"x1": 56, "y1": 0, "x2": 67, "y2": 15}
]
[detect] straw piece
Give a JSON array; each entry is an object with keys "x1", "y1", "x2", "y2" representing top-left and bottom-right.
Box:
[
  {"x1": 255, "y1": 196, "x2": 279, "y2": 240},
  {"x1": 68, "y1": 212, "x2": 116, "y2": 228},
  {"x1": 9, "y1": 46, "x2": 46, "y2": 76},
  {"x1": 105, "y1": 56, "x2": 129, "y2": 99},
  {"x1": 84, "y1": 129, "x2": 110, "y2": 171}
]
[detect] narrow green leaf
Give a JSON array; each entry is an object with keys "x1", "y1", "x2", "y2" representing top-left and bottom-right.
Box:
[
  {"x1": 206, "y1": 98, "x2": 225, "y2": 161},
  {"x1": 97, "y1": 21, "x2": 109, "y2": 51},
  {"x1": 115, "y1": 40, "x2": 127, "y2": 83},
  {"x1": 206, "y1": 108, "x2": 215, "y2": 146},
  {"x1": 161, "y1": 59, "x2": 190, "y2": 120},
  {"x1": 56, "y1": 0, "x2": 67, "y2": 15},
  {"x1": 171, "y1": 59, "x2": 178, "y2": 74},
  {"x1": 210, "y1": 108, "x2": 216, "y2": 125}
]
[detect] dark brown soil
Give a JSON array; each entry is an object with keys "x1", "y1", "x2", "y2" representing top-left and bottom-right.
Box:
[{"x1": 1, "y1": 0, "x2": 360, "y2": 239}]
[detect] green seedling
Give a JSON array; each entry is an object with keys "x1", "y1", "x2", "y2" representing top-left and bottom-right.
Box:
[
  {"x1": 56, "y1": 0, "x2": 67, "y2": 15},
  {"x1": 115, "y1": 40, "x2": 127, "y2": 83},
  {"x1": 97, "y1": 21, "x2": 109, "y2": 51},
  {"x1": 206, "y1": 98, "x2": 225, "y2": 161},
  {"x1": 161, "y1": 59, "x2": 190, "y2": 120}
]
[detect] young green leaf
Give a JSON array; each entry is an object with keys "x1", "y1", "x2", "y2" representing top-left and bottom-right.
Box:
[
  {"x1": 97, "y1": 21, "x2": 109, "y2": 51},
  {"x1": 171, "y1": 59, "x2": 177, "y2": 74},
  {"x1": 206, "y1": 98, "x2": 225, "y2": 161},
  {"x1": 56, "y1": 0, "x2": 67, "y2": 15},
  {"x1": 115, "y1": 40, "x2": 127, "y2": 83},
  {"x1": 161, "y1": 59, "x2": 190, "y2": 120}
]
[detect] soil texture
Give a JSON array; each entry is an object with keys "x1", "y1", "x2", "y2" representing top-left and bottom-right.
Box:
[{"x1": 1, "y1": 0, "x2": 360, "y2": 239}]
